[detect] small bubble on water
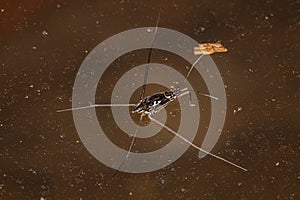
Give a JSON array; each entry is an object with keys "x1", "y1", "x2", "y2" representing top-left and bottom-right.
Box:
[{"x1": 42, "y1": 30, "x2": 48, "y2": 36}]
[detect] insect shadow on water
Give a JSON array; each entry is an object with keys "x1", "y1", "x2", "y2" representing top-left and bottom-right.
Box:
[{"x1": 57, "y1": 9, "x2": 248, "y2": 175}]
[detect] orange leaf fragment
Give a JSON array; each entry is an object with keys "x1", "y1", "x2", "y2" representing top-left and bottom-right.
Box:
[{"x1": 194, "y1": 42, "x2": 228, "y2": 55}]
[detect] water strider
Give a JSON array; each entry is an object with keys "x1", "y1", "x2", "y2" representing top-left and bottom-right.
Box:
[
  {"x1": 132, "y1": 87, "x2": 218, "y2": 116},
  {"x1": 132, "y1": 87, "x2": 193, "y2": 116},
  {"x1": 57, "y1": 9, "x2": 248, "y2": 174}
]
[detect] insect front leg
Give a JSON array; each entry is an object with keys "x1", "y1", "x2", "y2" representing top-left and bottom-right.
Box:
[
  {"x1": 178, "y1": 91, "x2": 196, "y2": 107},
  {"x1": 188, "y1": 91, "x2": 196, "y2": 107}
]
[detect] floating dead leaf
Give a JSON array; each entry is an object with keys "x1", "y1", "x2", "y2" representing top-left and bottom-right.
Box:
[{"x1": 194, "y1": 42, "x2": 228, "y2": 55}]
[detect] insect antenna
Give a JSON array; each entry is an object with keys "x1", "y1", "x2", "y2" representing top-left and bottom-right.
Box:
[{"x1": 148, "y1": 115, "x2": 248, "y2": 172}]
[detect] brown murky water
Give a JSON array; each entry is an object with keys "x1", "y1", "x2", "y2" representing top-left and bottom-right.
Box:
[{"x1": 1, "y1": 0, "x2": 299, "y2": 199}]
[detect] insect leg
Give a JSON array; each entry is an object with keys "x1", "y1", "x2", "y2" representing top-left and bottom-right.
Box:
[
  {"x1": 178, "y1": 89, "x2": 219, "y2": 102},
  {"x1": 57, "y1": 104, "x2": 137, "y2": 113},
  {"x1": 196, "y1": 92, "x2": 219, "y2": 100},
  {"x1": 140, "y1": 9, "x2": 162, "y2": 100},
  {"x1": 184, "y1": 54, "x2": 204, "y2": 82},
  {"x1": 148, "y1": 115, "x2": 248, "y2": 172},
  {"x1": 113, "y1": 10, "x2": 162, "y2": 177},
  {"x1": 112, "y1": 115, "x2": 143, "y2": 177}
]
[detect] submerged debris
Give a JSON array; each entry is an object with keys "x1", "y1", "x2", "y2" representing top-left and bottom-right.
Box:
[
  {"x1": 233, "y1": 106, "x2": 243, "y2": 115},
  {"x1": 42, "y1": 30, "x2": 48, "y2": 36}
]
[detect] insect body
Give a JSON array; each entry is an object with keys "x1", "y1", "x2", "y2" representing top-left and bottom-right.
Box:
[{"x1": 132, "y1": 88, "x2": 180, "y2": 115}]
